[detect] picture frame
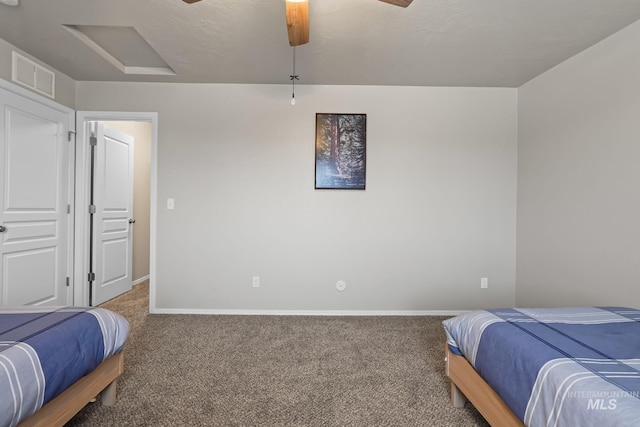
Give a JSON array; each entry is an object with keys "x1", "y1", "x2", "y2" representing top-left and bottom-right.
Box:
[{"x1": 315, "y1": 113, "x2": 367, "y2": 190}]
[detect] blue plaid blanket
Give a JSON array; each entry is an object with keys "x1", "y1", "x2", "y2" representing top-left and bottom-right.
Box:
[
  {"x1": 0, "y1": 306, "x2": 128, "y2": 427},
  {"x1": 443, "y1": 307, "x2": 640, "y2": 426}
]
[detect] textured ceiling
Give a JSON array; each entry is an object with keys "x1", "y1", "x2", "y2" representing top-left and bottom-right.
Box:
[{"x1": 1, "y1": 0, "x2": 640, "y2": 87}]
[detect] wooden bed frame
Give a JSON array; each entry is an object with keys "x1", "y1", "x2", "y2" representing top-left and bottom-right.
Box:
[
  {"x1": 18, "y1": 351, "x2": 124, "y2": 427},
  {"x1": 445, "y1": 345, "x2": 525, "y2": 427}
]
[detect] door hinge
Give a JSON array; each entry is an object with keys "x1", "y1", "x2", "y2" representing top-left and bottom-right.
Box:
[
  {"x1": 66, "y1": 277, "x2": 70, "y2": 287},
  {"x1": 88, "y1": 204, "x2": 96, "y2": 214},
  {"x1": 67, "y1": 204, "x2": 71, "y2": 214},
  {"x1": 88, "y1": 272, "x2": 96, "y2": 282},
  {"x1": 89, "y1": 136, "x2": 97, "y2": 146},
  {"x1": 68, "y1": 130, "x2": 76, "y2": 141}
]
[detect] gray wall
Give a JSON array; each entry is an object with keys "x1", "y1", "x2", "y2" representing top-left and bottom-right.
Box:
[
  {"x1": 76, "y1": 83, "x2": 518, "y2": 313},
  {"x1": 0, "y1": 37, "x2": 75, "y2": 109},
  {"x1": 517, "y1": 20, "x2": 640, "y2": 307},
  {"x1": 7, "y1": 13, "x2": 640, "y2": 312}
]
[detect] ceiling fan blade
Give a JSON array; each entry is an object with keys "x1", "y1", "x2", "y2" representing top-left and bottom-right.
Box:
[
  {"x1": 182, "y1": 0, "x2": 202, "y2": 4},
  {"x1": 285, "y1": 0, "x2": 309, "y2": 46},
  {"x1": 378, "y1": 0, "x2": 413, "y2": 7}
]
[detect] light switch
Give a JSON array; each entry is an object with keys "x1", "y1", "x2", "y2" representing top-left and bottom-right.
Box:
[{"x1": 167, "y1": 198, "x2": 175, "y2": 210}]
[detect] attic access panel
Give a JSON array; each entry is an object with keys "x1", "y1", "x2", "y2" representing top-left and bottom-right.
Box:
[
  {"x1": 315, "y1": 113, "x2": 367, "y2": 190},
  {"x1": 63, "y1": 25, "x2": 176, "y2": 76}
]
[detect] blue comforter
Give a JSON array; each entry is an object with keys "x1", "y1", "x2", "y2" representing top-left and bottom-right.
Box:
[
  {"x1": 443, "y1": 307, "x2": 640, "y2": 427},
  {"x1": 0, "y1": 306, "x2": 129, "y2": 427}
]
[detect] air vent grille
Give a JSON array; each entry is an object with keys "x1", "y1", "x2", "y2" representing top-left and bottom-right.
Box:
[{"x1": 11, "y1": 51, "x2": 55, "y2": 98}]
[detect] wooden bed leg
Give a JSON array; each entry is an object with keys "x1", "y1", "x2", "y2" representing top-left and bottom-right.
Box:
[
  {"x1": 445, "y1": 345, "x2": 467, "y2": 408},
  {"x1": 18, "y1": 353, "x2": 125, "y2": 427},
  {"x1": 100, "y1": 379, "x2": 118, "y2": 406},
  {"x1": 451, "y1": 382, "x2": 467, "y2": 408}
]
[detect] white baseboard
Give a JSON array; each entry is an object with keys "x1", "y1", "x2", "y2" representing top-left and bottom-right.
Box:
[
  {"x1": 149, "y1": 307, "x2": 468, "y2": 316},
  {"x1": 133, "y1": 275, "x2": 150, "y2": 286}
]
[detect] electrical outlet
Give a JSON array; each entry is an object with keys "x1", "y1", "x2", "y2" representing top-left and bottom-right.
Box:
[{"x1": 252, "y1": 276, "x2": 260, "y2": 288}]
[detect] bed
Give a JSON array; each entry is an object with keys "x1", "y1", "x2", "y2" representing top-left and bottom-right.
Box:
[
  {"x1": 0, "y1": 306, "x2": 129, "y2": 427},
  {"x1": 442, "y1": 307, "x2": 640, "y2": 427}
]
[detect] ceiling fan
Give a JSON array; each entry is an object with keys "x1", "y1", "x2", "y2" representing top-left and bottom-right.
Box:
[{"x1": 181, "y1": 0, "x2": 413, "y2": 46}]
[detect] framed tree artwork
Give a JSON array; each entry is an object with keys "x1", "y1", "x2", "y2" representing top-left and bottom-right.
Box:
[{"x1": 315, "y1": 113, "x2": 367, "y2": 189}]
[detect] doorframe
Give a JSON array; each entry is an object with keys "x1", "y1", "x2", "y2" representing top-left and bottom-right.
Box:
[
  {"x1": 0, "y1": 78, "x2": 76, "y2": 305},
  {"x1": 74, "y1": 111, "x2": 157, "y2": 308}
]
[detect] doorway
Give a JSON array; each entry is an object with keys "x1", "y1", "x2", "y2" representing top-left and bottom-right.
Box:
[{"x1": 75, "y1": 112, "x2": 157, "y2": 308}]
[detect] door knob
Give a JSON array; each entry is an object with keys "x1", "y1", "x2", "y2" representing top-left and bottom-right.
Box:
[
  {"x1": 0, "y1": 225, "x2": 5, "y2": 232},
  {"x1": 129, "y1": 218, "x2": 136, "y2": 224}
]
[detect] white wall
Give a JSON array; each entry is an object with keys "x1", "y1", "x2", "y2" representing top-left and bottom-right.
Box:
[
  {"x1": 517, "y1": 20, "x2": 640, "y2": 307},
  {"x1": 77, "y1": 83, "x2": 518, "y2": 313}
]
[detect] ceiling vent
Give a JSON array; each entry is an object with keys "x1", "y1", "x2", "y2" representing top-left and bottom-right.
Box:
[{"x1": 11, "y1": 51, "x2": 55, "y2": 98}]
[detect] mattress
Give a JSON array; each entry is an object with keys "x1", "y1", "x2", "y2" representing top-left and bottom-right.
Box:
[
  {"x1": 443, "y1": 307, "x2": 640, "y2": 427},
  {"x1": 0, "y1": 306, "x2": 129, "y2": 427}
]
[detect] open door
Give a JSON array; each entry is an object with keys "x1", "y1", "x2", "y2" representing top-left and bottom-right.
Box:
[{"x1": 90, "y1": 122, "x2": 134, "y2": 305}]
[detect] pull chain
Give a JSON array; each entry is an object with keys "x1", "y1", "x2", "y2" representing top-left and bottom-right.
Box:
[{"x1": 290, "y1": 47, "x2": 299, "y2": 105}]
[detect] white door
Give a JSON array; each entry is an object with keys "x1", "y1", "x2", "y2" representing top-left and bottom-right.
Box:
[
  {"x1": 0, "y1": 87, "x2": 71, "y2": 306},
  {"x1": 91, "y1": 122, "x2": 134, "y2": 305}
]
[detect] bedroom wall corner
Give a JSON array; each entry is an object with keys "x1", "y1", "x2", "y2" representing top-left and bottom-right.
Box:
[{"x1": 516, "y1": 19, "x2": 640, "y2": 308}]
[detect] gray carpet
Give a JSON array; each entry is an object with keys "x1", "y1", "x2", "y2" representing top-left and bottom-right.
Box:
[{"x1": 66, "y1": 283, "x2": 488, "y2": 426}]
